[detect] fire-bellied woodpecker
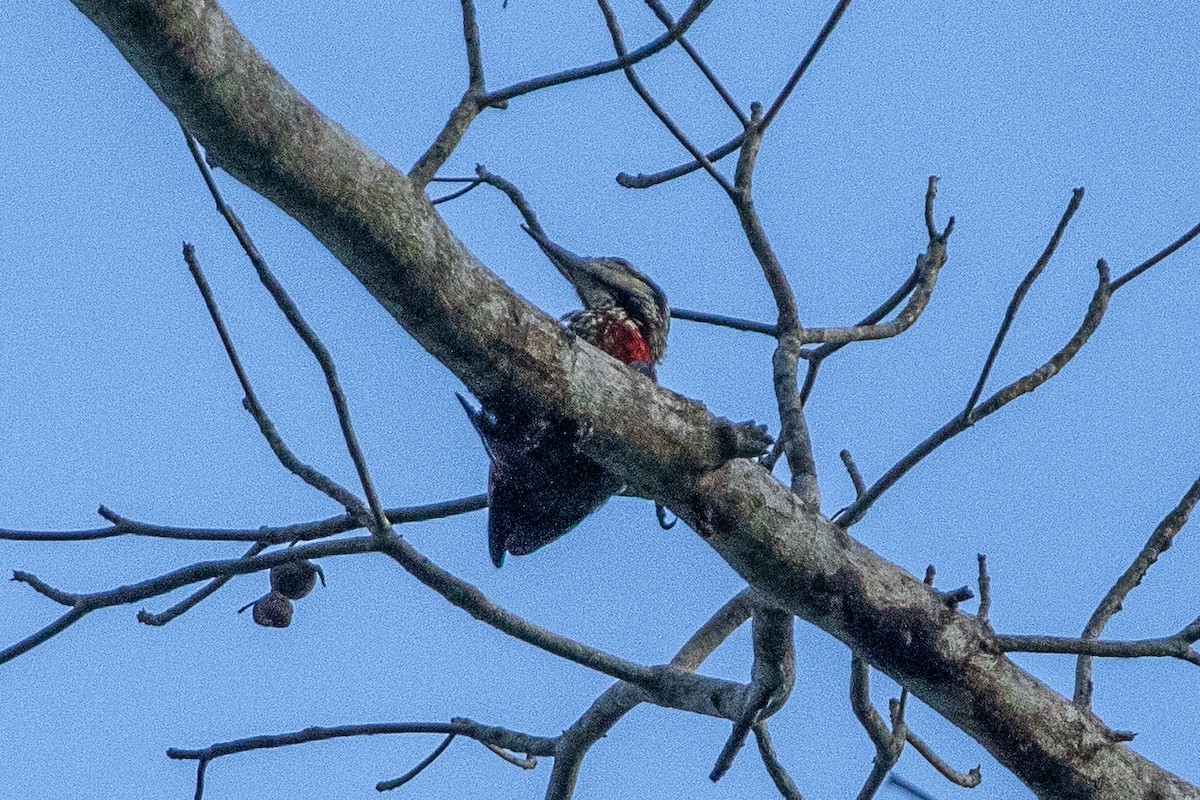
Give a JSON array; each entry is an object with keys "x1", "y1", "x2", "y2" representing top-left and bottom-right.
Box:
[{"x1": 459, "y1": 226, "x2": 670, "y2": 567}]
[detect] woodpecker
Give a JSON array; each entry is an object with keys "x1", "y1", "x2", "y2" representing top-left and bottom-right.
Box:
[{"x1": 460, "y1": 226, "x2": 670, "y2": 566}]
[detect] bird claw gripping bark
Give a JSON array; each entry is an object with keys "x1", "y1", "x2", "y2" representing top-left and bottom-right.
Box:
[{"x1": 717, "y1": 418, "x2": 774, "y2": 460}]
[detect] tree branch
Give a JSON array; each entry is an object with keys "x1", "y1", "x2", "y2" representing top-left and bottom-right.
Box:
[
  {"x1": 66, "y1": 3, "x2": 1200, "y2": 795},
  {"x1": 479, "y1": 0, "x2": 714, "y2": 106},
  {"x1": 1074, "y1": 472, "x2": 1200, "y2": 706},
  {"x1": 965, "y1": 188, "x2": 1085, "y2": 413},
  {"x1": 835, "y1": 260, "x2": 1113, "y2": 528},
  {"x1": 0, "y1": 495, "x2": 486, "y2": 543}
]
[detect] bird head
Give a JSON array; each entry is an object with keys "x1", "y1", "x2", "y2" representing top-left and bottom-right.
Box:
[{"x1": 523, "y1": 225, "x2": 670, "y2": 363}]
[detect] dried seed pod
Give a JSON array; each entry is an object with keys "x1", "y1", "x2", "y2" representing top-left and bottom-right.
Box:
[
  {"x1": 270, "y1": 560, "x2": 323, "y2": 600},
  {"x1": 251, "y1": 591, "x2": 293, "y2": 628}
]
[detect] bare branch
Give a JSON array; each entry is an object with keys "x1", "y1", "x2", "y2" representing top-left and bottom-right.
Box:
[
  {"x1": 407, "y1": 0, "x2": 491, "y2": 187},
  {"x1": 996, "y1": 618, "x2": 1200, "y2": 665},
  {"x1": 753, "y1": 723, "x2": 806, "y2": 800},
  {"x1": 481, "y1": 742, "x2": 537, "y2": 770},
  {"x1": 710, "y1": 605, "x2": 794, "y2": 781},
  {"x1": 836, "y1": 260, "x2": 1113, "y2": 528},
  {"x1": 597, "y1": 0, "x2": 735, "y2": 195},
  {"x1": 643, "y1": 0, "x2": 747, "y2": 125},
  {"x1": 183, "y1": 132, "x2": 391, "y2": 541},
  {"x1": 977, "y1": 553, "x2": 992, "y2": 629},
  {"x1": 850, "y1": 655, "x2": 904, "y2": 800},
  {"x1": 410, "y1": 95, "x2": 485, "y2": 189},
  {"x1": 670, "y1": 307, "x2": 778, "y2": 336},
  {"x1": 473, "y1": 165, "x2": 546, "y2": 234},
  {"x1": 0, "y1": 495, "x2": 486, "y2": 543},
  {"x1": 167, "y1": 719, "x2": 556, "y2": 763},
  {"x1": 1110, "y1": 216, "x2": 1200, "y2": 291},
  {"x1": 1074, "y1": 472, "x2": 1200, "y2": 706},
  {"x1": 965, "y1": 188, "x2": 1085, "y2": 413},
  {"x1": 460, "y1": 0, "x2": 484, "y2": 91},
  {"x1": 373, "y1": 533, "x2": 725, "y2": 693},
  {"x1": 546, "y1": 590, "x2": 756, "y2": 800},
  {"x1": 616, "y1": 0, "x2": 854, "y2": 189},
  {"x1": 617, "y1": 133, "x2": 745, "y2": 189},
  {"x1": 923, "y1": 176, "x2": 941, "y2": 241},
  {"x1": 841, "y1": 450, "x2": 866, "y2": 497},
  {"x1": 138, "y1": 542, "x2": 268, "y2": 626},
  {"x1": 3, "y1": 541, "x2": 369, "y2": 666},
  {"x1": 797, "y1": 190, "x2": 952, "y2": 347},
  {"x1": 480, "y1": 0, "x2": 714, "y2": 106},
  {"x1": 797, "y1": 250, "x2": 946, "y2": 345},
  {"x1": 181, "y1": 242, "x2": 365, "y2": 517},
  {"x1": 430, "y1": 177, "x2": 484, "y2": 204},
  {"x1": 759, "y1": 0, "x2": 854, "y2": 133},
  {"x1": 0, "y1": 604, "x2": 88, "y2": 666},
  {"x1": 905, "y1": 728, "x2": 982, "y2": 788},
  {"x1": 375, "y1": 733, "x2": 457, "y2": 792},
  {"x1": 799, "y1": 258, "x2": 923, "y2": 404}
]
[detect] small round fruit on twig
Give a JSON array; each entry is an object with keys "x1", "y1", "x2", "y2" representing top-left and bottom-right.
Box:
[
  {"x1": 270, "y1": 560, "x2": 325, "y2": 600},
  {"x1": 240, "y1": 591, "x2": 294, "y2": 628}
]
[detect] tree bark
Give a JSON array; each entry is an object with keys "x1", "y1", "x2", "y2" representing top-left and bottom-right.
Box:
[{"x1": 66, "y1": 1, "x2": 1198, "y2": 797}]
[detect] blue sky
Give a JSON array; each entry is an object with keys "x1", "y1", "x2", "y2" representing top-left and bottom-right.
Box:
[{"x1": 3, "y1": 2, "x2": 1199, "y2": 798}]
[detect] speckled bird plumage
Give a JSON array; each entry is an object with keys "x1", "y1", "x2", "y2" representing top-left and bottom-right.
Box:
[{"x1": 461, "y1": 226, "x2": 670, "y2": 566}]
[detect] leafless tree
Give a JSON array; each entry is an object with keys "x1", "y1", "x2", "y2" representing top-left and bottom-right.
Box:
[{"x1": 4, "y1": 2, "x2": 1200, "y2": 799}]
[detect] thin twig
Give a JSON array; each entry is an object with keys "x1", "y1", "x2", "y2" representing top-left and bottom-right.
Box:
[
  {"x1": 183, "y1": 131, "x2": 391, "y2": 541},
  {"x1": 376, "y1": 733, "x2": 457, "y2": 791},
  {"x1": 482, "y1": 742, "x2": 537, "y2": 769},
  {"x1": 977, "y1": 554, "x2": 992, "y2": 629},
  {"x1": 480, "y1": 0, "x2": 714, "y2": 105},
  {"x1": 138, "y1": 541, "x2": 268, "y2": 626},
  {"x1": 850, "y1": 655, "x2": 904, "y2": 800},
  {"x1": 0, "y1": 495, "x2": 487, "y2": 543},
  {"x1": 729, "y1": 106, "x2": 818, "y2": 510},
  {"x1": 799, "y1": 258, "x2": 923, "y2": 405},
  {"x1": 2, "y1": 541, "x2": 370, "y2": 666},
  {"x1": 192, "y1": 758, "x2": 208, "y2": 800},
  {"x1": 460, "y1": 0, "x2": 485, "y2": 91},
  {"x1": 473, "y1": 165, "x2": 545, "y2": 234},
  {"x1": 965, "y1": 188, "x2": 1085, "y2": 413},
  {"x1": 643, "y1": 0, "x2": 747, "y2": 125},
  {"x1": 752, "y1": 723, "x2": 806, "y2": 800},
  {"x1": 167, "y1": 720, "x2": 557, "y2": 763},
  {"x1": 709, "y1": 605, "x2": 794, "y2": 781},
  {"x1": 841, "y1": 450, "x2": 865, "y2": 497},
  {"x1": 759, "y1": 0, "x2": 854, "y2": 133},
  {"x1": 546, "y1": 590, "x2": 756, "y2": 800},
  {"x1": 408, "y1": 0, "x2": 490, "y2": 187},
  {"x1": 904, "y1": 729, "x2": 982, "y2": 788},
  {"x1": 181, "y1": 243, "x2": 365, "y2": 518},
  {"x1": 373, "y1": 534, "x2": 693, "y2": 692},
  {"x1": 796, "y1": 203, "x2": 951, "y2": 346},
  {"x1": 617, "y1": 133, "x2": 745, "y2": 189},
  {"x1": 1074, "y1": 472, "x2": 1200, "y2": 706},
  {"x1": 1110, "y1": 216, "x2": 1200, "y2": 291},
  {"x1": 616, "y1": 0, "x2": 853, "y2": 189},
  {"x1": 835, "y1": 260, "x2": 1113, "y2": 528},
  {"x1": 996, "y1": 618, "x2": 1200, "y2": 665},
  {"x1": 431, "y1": 178, "x2": 484, "y2": 205},
  {"x1": 0, "y1": 605, "x2": 88, "y2": 666},
  {"x1": 597, "y1": 0, "x2": 735, "y2": 195},
  {"x1": 670, "y1": 308, "x2": 777, "y2": 336},
  {"x1": 838, "y1": 203, "x2": 1196, "y2": 528}
]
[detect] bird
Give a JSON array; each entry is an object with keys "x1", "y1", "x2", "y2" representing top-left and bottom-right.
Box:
[{"x1": 459, "y1": 225, "x2": 670, "y2": 567}]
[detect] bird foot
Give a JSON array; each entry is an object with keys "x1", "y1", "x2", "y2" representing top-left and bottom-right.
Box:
[{"x1": 717, "y1": 419, "x2": 773, "y2": 460}]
